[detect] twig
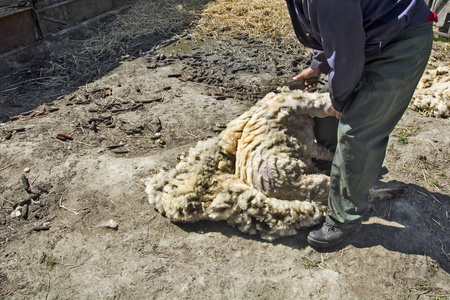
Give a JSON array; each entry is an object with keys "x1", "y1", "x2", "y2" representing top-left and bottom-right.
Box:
[
  {"x1": 69, "y1": 254, "x2": 93, "y2": 269},
  {"x1": 58, "y1": 196, "x2": 79, "y2": 215},
  {"x1": 430, "y1": 217, "x2": 443, "y2": 228},
  {"x1": 416, "y1": 288, "x2": 431, "y2": 295},
  {"x1": 320, "y1": 254, "x2": 334, "y2": 269},
  {"x1": 79, "y1": 121, "x2": 87, "y2": 135},
  {"x1": 184, "y1": 130, "x2": 198, "y2": 138},
  {"x1": 0, "y1": 195, "x2": 15, "y2": 206},
  {"x1": 72, "y1": 140, "x2": 95, "y2": 147},
  {"x1": 31, "y1": 175, "x2": 40, "y2": 186},
  {"x1": 45, "y1": 273, "x2": 50, "y2": 300},
  {"x1": 428, "y1": 140, "x2": 442, "y2": 153},
  {"x1": 422, "y1": 169, "x2": 428, "y2": 185},
  {"x1": 409, "y1": 188, "x2": 442, "y2": 205},
  {"x1": 53, "y1": 137, "x2": 67, "y2": 145},
  {"x1": 339, "y1": 247, "x2": 351, "y2": 258},
  {"x1": 0, "y1": 77, "x2": 56, "y2": 93},
  {"x1": 387, "y1": 199, "x2": 392, "y2": 219},
  {"x1": 410, "y1": 286, "x2": 442, "y2": 290},
  {"x1": 426, "y1": 190, "x2": 442, "y2": 205},
  {"x1": 440, "y1": 240, "x2": 450, "y2": 260},
  {"x1": 0, "y1": 164, "x2": 11, "y2": 172},
  {"x1": 410, "y1": 188, "x2": 427, "y2": 196}
]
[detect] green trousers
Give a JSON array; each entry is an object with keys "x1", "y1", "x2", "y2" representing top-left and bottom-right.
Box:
[{"x1": 314, "y1": 22, "x2": 433, "y2": 228}]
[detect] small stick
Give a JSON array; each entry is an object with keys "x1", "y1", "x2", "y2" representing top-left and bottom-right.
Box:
[
  {"x1": 0, "y1": 164, "x2": 11, "y2": 172},
  {"x1": 439, "y1": 240, "x2": 450, "y2": 260},
  {"x1": 428, "y1": 140, "x2": 442, "y2": 153},
  {"x1": 320, "y1": 255, "x2": 334, "y2": 270},
  {"x1": 0, "y1": 195, "x2": 15, "y2": 206},
  {"x1": 72, "y1": 141, "x2": 95, "y2": 147},
  {"x1": 409, "y1": 188, "x2": 442, "y2": 205},
  {"x1": 45, "y1": 273, "x2": 50, "y2": 300},
  {"x1": 69, "y1": 254, "x2": 93, "y2": 269},
  {"x1": 410, "y1": 188, "x2": 427, "y2": 196},
  {"x1": 59, "y1": 196, "x2": 79, "y2": 215},
  {"x1": 339, "y1": 247, "x2": 351, "y2": 258},
  {"x1": 430, "y1": 217, "x2": 442, "y2": 228},
  {"x1": 410, "y1": 286, "x2": 442, "y2": 290},
  {"x1": 426, "y1": 190, "x2": 442, "y2": 205},
  {"x1": 387, "y1": 199, "x2": 392, "y2": 219},
  {"x1": 422, "y1": 169, "x2": 428, "y2": 185},
  {"x1": 31, "y1": 175, "x2": 40, "y2": 186},
  {"x1": 162, "y1": 90, "x2": 168, "y2": 102},
  {"x1": 53, "y1": 137, "x2": 67, "y2": 144},
  {"x1": 78, "y1": 121, "x2": 87, "y2": 135},
  {"x1": 184, "y1": 130, "x2": 198, "y2": 138}
]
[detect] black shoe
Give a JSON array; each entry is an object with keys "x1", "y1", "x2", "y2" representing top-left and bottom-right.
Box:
[{"x1": 307, "y1": 222, "x2": 358, "y2": 248}]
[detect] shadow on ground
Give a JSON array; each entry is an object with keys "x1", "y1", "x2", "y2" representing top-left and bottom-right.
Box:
[
  {"x1": 0, "y1": 0, "x2": 213, "y2": 122},
  {"x1": 176, "y1": 179, "x2": 450, "y2": 273}
]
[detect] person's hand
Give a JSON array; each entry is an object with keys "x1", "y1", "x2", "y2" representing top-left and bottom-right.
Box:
[
  {"x1": 331, "y1": 106, "x2": 341, "y2": 119},
  {"x1": 293, "y1": 67, "x2": 321, "y2": 91}
]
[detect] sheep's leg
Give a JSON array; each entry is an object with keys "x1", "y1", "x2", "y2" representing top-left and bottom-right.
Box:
[{"x1": 309, "y1": 142, "x2": 335, "y2": 161}]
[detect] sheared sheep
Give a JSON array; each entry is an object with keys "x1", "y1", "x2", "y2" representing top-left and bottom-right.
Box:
[
  {"x1": 145, "y1": 88, "x2": 336, "y2": 241},
  {"x1": 145, "y1": 88, "x2": 402, "y2": 241}
]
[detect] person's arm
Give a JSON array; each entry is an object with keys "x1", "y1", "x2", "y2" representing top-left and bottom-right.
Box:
[
  {"x1": 310, "y1": 0, "x2": 366, "y2": 112},
  {"x1": 310, "y1": 50, "x2": 330, "y2": 74}
]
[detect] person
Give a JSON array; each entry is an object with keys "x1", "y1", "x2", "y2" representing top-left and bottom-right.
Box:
[{"x1": 285, "y1": 0, "x2": 437, "y2": 248}]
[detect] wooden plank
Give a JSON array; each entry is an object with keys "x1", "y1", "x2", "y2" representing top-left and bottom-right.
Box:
[
  {"x1": 0, "y1": 9, "x2": 39, "y2": 53},
  {"x1": 32, "y1": 0, "x2": 67, "y2": 10},
  {"x1": 37, "y1": 0, "x2": 127, "y2": 34},
  {"x1": 0, "y1": 0, "x2": 129, "y2": 53}
]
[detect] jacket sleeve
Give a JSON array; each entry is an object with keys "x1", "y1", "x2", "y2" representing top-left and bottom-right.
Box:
[
  {"x1": 310, "y1": 0, "x2": 366, "y2": 112},
  {"x1": 310, "y1": 50, "x2": 330, "y2": 74}
]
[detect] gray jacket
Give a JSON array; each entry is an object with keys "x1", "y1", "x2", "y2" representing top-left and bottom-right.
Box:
[{"x1": 286, "y1": 0, "x2": 431, "y2": 111}]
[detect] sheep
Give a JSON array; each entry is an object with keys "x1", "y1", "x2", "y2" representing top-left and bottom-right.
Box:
[
  {"x1": 145, "y1": 88, "x2": 337, "y2": 241},
  {"x1": 145, "y1": 88, "x2": 403, "y2": 241}
]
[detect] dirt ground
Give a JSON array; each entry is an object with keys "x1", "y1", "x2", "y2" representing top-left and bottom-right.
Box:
[{"x1": 0, "y1": 2, "x2": 449, "y2": 299}]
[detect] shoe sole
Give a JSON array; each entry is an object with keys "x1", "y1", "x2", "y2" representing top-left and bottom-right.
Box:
[
  {"x1": 306, "y1": 226, "x2": 359, "y2": 248},
  {"x1": 306, "y1": 235, "x2": 342, "y2": 248}
]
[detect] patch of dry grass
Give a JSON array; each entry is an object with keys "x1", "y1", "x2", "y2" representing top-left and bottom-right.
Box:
[{"x1": 192, "y1": 0, "x2": 298, "y2": 46}]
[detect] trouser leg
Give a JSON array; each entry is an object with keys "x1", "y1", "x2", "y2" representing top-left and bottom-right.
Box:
[
  {"x1": 314, "y1": 116, "x2": 338, "y2": 152},
  {"x1": 314, "y1": 74, "x2": 340, "y2": 152},
  {"x1": 324, "y1": 22, "x2": 433, "y2": 227}
]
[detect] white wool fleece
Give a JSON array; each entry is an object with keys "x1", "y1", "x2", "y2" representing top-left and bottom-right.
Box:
[
  {"x1": 412, "y1": 66, "x2": 450, "y2": 118},
  {"x1": 145, "y1": 88, "x2": 335, "y2": 241}
]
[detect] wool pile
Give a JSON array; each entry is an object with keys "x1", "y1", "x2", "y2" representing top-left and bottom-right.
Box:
[
  {"x1": 412, "y1": 66, "x2": 450, "y2": 118},
  {"x1": 145, "y1": 88, "x2": 335, "y2": 241}
]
